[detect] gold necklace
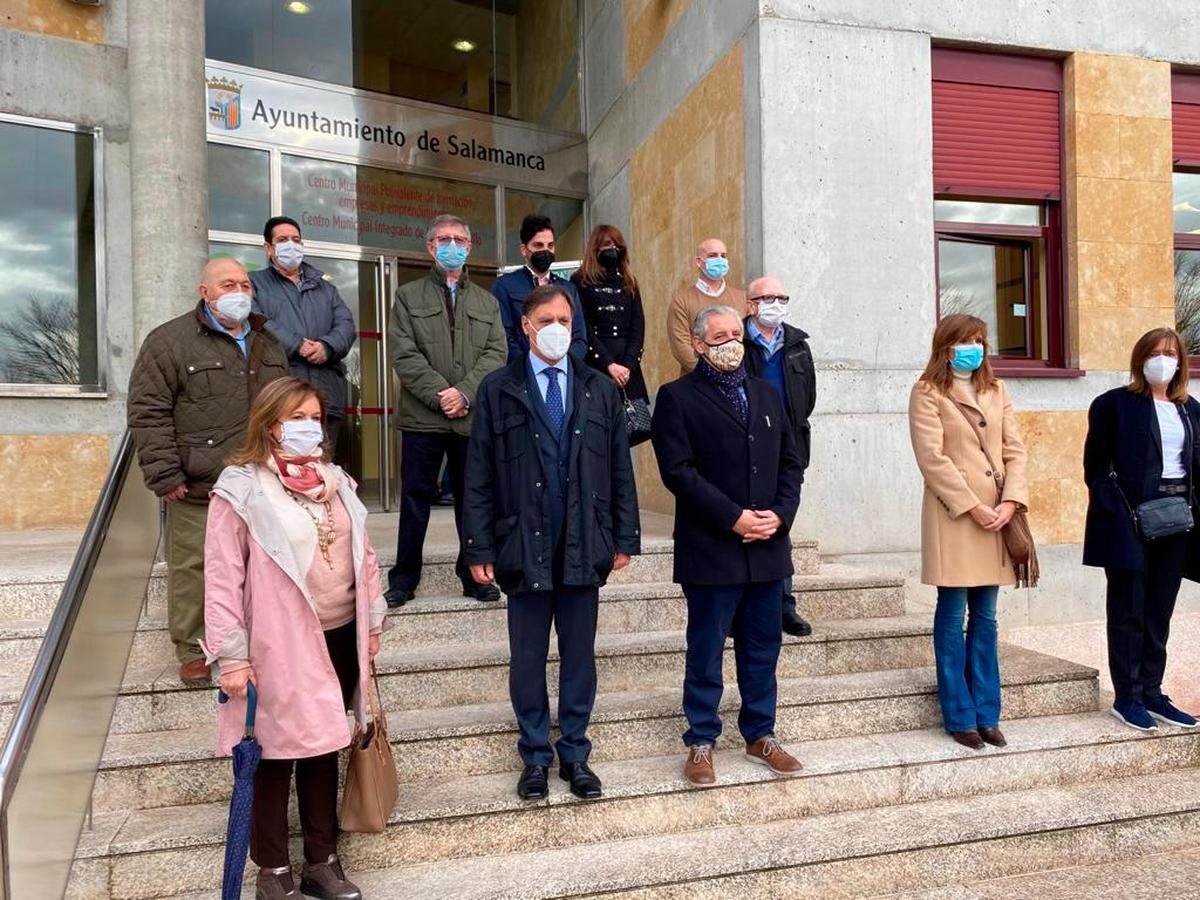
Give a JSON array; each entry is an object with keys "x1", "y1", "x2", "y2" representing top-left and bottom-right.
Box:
[{"x1": 288, "y1": 490, "x2": 336, "y2": 568}]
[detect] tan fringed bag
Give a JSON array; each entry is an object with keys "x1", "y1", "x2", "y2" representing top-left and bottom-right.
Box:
[
  {"x1": 340, "y1": 663, "x2": 398, "y2": 833},
  {"x1": 951, "y1": 400, "x2": 1040, "y2": 589}
]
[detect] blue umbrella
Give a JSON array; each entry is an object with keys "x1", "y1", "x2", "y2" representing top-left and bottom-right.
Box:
[{"x1": 218, "y1": 681, "x2": 260, "y2": 900}]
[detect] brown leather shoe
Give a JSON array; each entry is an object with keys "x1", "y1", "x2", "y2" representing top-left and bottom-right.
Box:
[
  {"x1": 178, "y1": 659, "x2": 211, "y2": 684},
  {"x1": 951, "y1": 730, "x2": 985, "y2": 750},
  {"x1": 978, "y1": 726, "x2": 1007, "y2": 747},
  {"x1": 256, "y1": 866, "x2": 298, "y2": 899},
  {"x1": 300, "y1": 854, "x2": 361, "y2": 900},
  {"x1": 684, "y1": 743, "x2": 716, "y2": 785},
  {"x1": 745, "y1": 736, "x2": 803, "y2": 776}
]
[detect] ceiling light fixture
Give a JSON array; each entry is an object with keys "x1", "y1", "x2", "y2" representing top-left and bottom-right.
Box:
[
  {"x1": 452, "y1": 39, "x2": 477, "y2": 53},
  {"x1": 286, "y1": 1, "x2": 311, "y2": 14}
]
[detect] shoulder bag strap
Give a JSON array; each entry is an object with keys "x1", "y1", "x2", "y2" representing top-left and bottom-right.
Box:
[{"x1": 949, "y1": 398, "x2": 1004, "y2": 499}]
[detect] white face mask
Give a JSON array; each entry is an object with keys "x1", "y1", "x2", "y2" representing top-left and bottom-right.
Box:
[
  {"x1": 279, "y1": 419, "x2": 324, "y2": 457},
  {"x1": 214, "y1": 291, "x2": 252, "y2": 323},
  {"x1": 532, "y1": 321, "x2": 571, "y2": 361},
  {"x1": 1143, "y1": 354, "x2": 1179, "y2": 387},
  {"x1": 274, "y1": 241, "x2": 304, "y2": 270},
  {"x1": 756, "y1": 302, "x2": 786, "y2": 328}
]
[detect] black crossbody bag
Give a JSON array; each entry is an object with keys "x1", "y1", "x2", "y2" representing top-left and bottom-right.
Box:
[{"x1": 1109, "y1": 406, "x2": 1196, "y2": 541}]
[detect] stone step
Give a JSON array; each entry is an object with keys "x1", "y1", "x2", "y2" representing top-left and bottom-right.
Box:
[
  {"x1": 0, "y1": 539, "x2": 823, "y2": 620},
  {"x1": 89, "y1": 646, "x2": 1097, "y2": 809},
  {"x1": 0, "y1": 567, "x2": 902, "y2": 674},
  {"x1": 879, "y1": 846, "x2": 1200, "y2": 898},
  {"x1": 72, "y1": 743, "x2": 1200, "y2": 900},
  {"x1": 69, "y1": 612, "x2": 942, "y2": 735}
]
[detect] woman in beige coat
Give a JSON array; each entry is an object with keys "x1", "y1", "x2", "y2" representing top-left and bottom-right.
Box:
[{"x1": 908, "y1": 314, "x2": 1029, "y2": 750}]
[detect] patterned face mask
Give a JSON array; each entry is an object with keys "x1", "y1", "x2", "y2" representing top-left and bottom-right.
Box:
[{"x1": 703, "y1": 338, "x2": 745, "y2": 372}]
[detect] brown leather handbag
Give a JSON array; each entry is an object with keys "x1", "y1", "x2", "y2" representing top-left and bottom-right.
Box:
[
  {"x1": 340, "y1": 663, "x2": 398, "y2": 833},
  {"x1": 951, "y1": 400, "x2": 1040, "y2": 588}
]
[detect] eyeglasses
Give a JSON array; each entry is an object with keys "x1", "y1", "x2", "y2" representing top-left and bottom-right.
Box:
[
  {"x1": 750, "y1": 295, "x2": 790, "y2": 305},
  {"x1": 432, "y1": 236, "x2": 470, "y2": 247}
]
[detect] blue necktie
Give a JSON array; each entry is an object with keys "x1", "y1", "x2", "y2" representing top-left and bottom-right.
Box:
[{"x1": 543, "y1": 368, "x2": 564, "y2": 437}]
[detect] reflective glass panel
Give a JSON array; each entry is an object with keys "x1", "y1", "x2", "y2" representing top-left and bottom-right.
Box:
[
  {"x1": 208, "y1": 241, "x2": 266, "y2": 274},
  {"x1": 1173, "y1": 172, "x2": 1200, "y2": 235},
  {"x1": 208, "y1": 143, "x2": 271, "y2": 236},
  {"x1": 1177, "y1": 249, "x2": 1200, "y2": 355},
  {"x1": 934, "y1": 200, "x2": 1042, "y2": 227},
  {"x1": 281, "y1": 155, "x2": 498, "y2": 260},
  {"x1": 504, "y1": 190, "x2": 584, "y2": 264},
  {"x1": 938, "y1": 237, "x2": 1045, "y2": 359},
  {"x1": 205, "y1": 0, "x2": 581, "y2": 131},
  {"x1": 0, "y1": 120, "x2": 98, "y2": 386}
]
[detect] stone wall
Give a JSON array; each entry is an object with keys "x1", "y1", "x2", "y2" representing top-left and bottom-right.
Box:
[
  {"x1": 3, "y1": 0, "x2": 104, "y2": 43},
  {"x1": 0, "y1": 435, "x2": 108, "y2": 530},
  {"x1": 628, "y1": 42, "x2": 746, "y2": 510}
]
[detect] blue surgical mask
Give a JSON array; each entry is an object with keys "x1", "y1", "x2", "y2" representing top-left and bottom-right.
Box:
[
  {"x1": 435, "y1": 240, "x2": 469, "y2": 271},
  {"x1": 950, "y1": 343, "x2": 985, "y2": 372},
  {"x1": 702, "y1": 256, "x2": 729, "y2": 280}
]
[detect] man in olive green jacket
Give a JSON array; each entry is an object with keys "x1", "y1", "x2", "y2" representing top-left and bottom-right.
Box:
[
  {"x1": 127, "y1": 258, "x2": 289, "y2": 682},
  {"x1": 386, "y1": 214, "x2": 508, "y2": 606}
]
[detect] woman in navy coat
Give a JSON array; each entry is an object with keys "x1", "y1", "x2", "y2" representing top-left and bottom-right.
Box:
[{"x1": 1083, "y1": 327, "x2": 1200, "y2": 732}]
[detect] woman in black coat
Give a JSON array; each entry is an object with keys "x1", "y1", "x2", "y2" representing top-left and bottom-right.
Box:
[
  {"x1": 1083, "y1": 327, "x2": 1200, "y2": 733},
  {"x1": 571, "y1": 225, "x2": 648, "y2": 403}
]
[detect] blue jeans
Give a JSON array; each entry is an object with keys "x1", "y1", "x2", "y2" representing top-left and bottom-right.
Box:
[
  {"x1": 933, "y1": 586, "x2": 1001, "y2": 732},
  {"x1": 682, "y1": 581, "x2": 784, "y2": 746}
]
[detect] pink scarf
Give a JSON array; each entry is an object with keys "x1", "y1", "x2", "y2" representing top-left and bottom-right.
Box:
[{"x1": 268, "y1": 452, "x2": 340, "y2": 503}]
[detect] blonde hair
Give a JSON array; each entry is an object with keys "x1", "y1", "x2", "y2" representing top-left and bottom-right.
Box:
[
  {"x1": 1127, "y1": 327, "x2": 1191, "y2": 403},
  {"x1": 919, "y1": 314, "x2": 999, "y2": 395},
  {"x1": 227, "y1": 377, "x2": 330, "y2": 465}
]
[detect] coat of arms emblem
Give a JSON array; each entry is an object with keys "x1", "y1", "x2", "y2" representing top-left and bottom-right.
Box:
[{"x1": 207, "y1": 76, "x2": 243, "y2": 130}]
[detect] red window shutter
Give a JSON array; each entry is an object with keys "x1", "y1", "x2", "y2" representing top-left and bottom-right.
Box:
[
  {"x1": 933, "y1": 50, "x2": 1062, "y2": 199},
  {"x1": 1173, "y1": 73, "x2": 1200, "y2": 166}
]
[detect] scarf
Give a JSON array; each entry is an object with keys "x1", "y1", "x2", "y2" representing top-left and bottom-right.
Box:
[
  {"x1": 268, "y1": 451, "x2": 340, "y2": 503},
  {"x1": 696, "y1": 357, "x2": 749, "y2": 425}
]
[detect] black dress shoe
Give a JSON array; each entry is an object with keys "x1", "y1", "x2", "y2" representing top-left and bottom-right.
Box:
[
  {"x1": 464, "y1": 582, "x2": 501, "y2": 602},
  {"x1": 978, "y1": 726, "x2": 1007, "y2": 747},
  {"x1": 782, "y1": 608, "x2": 812, "y2": 637},
  {"x1": 559, "y1": 761, "x2": 603, "y2": 799},
  {"x1": 384, "y1": 588, "x2": 414, "y2": 609},
  {"x1": 517, "y1": 764, "x2": 549, "y2": 800}
]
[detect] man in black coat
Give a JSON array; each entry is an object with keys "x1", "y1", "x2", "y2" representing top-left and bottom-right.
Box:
[
  {"x1": 652, "y1": 304, "x2": 805, "y2": 786},
  {"x1": 463, "y1": 284, "x2": 641, "y2": 801},
  {"x1": 742, "y1": 275, "x2": 817, "y2": 637}
]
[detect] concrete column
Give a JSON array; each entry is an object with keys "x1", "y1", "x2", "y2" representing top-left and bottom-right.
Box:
[
  {"x1": 754, "y1": 18, "x2": 935, "y2": 556},
  {"x1": 128, "y1": 0, "x2": 208, "y2": 348}
]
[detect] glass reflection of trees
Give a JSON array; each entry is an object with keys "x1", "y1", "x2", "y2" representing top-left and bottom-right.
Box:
[
  {"x1": 0, "y1": 296, "x2": 79, "y2": 384},
  {"x1": 1176, "y1": 251, "x2": 1200, "y2": 356}
]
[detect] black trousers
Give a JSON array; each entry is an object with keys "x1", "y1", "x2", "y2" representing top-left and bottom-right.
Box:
[
  {"x1": 250, "y1": 621, "x2": 359, "y2": 869},
  {"x1": 388, "y1": 430, "x2": 469, "y2": 593},
  {"x1": 507, "y1": 584, "x2": 600, "y2": 766},
  {"x1": 1105, "y1": 528, "x2": 1189, "y2": 705}
]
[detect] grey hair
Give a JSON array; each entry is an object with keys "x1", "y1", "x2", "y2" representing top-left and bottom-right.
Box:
[
  {"x1": 428, "y1": 214, "x2": 471, "y2": 240},
  {"x1": 692, "y1": 304, "x2": 741, "y2": 340}
]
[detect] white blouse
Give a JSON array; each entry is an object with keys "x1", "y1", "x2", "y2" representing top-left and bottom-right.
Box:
[{"x1": 1155, "y1": 399, "x2": 1187, "y2": 479}]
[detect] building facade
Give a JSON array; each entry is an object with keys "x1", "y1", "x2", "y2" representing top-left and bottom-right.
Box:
[{"x1": 3, "y1": 0, "x2": 1200, "y2": 621}]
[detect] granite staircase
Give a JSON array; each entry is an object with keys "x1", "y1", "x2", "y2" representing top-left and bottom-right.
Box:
[{"x1": 2, "y1": 513, "x2": 1198, "y2": 899}]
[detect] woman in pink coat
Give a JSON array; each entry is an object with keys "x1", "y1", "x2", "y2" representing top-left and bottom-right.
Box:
[{"x1": 203, "y1": 377, "x2": 387, "y2": 900}]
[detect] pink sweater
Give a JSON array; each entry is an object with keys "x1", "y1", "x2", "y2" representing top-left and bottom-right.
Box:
[{"x1": 306, "y1": 494, "x2": 356, "y2": 630}]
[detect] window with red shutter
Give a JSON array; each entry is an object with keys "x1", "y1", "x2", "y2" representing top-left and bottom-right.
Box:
[
  {"x1": 1171, "y1": 72, "x2": 1200, "y2": 358},
  {"x1": 932, "y1": 49, "x2": 1068, "y2": 372}
]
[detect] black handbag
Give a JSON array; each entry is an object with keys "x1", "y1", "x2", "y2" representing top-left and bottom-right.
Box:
[
  {"x1": 622, "y1": 390, "x2": 652, "y2": 446},
  {"x1": 1110, "y1": 472, "x2": 1195, "y2": 541}
]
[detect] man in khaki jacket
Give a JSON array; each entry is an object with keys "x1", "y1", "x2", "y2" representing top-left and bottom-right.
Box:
[
  {"x1": 127, "y1": 258, "x2": 289, "y2": 683},
  {"x1": 386, "y1": 214, "x2": 508, "y2": 607},
  {"x1": 666, "y1": 237, "x2": 748, "y2": 373}
]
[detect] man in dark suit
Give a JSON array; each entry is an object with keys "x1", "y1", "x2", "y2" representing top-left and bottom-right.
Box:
[
  {"x1": 742, "y1": 275, "x2": 817, "y2": 637},
  {"x1": 491, "y1": 213, "x2": 588, "y2": 362},
  {"x1": 652, "y1": 304, "x2": 805, "y2": 786},
  {"x1": 463, "y1": 284, "x2": 641, "y2": 801}
]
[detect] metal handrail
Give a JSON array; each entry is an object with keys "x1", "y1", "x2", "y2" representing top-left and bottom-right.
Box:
[{"x1": 0, "y1": 431, "x2": 153, "y2": 899}]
